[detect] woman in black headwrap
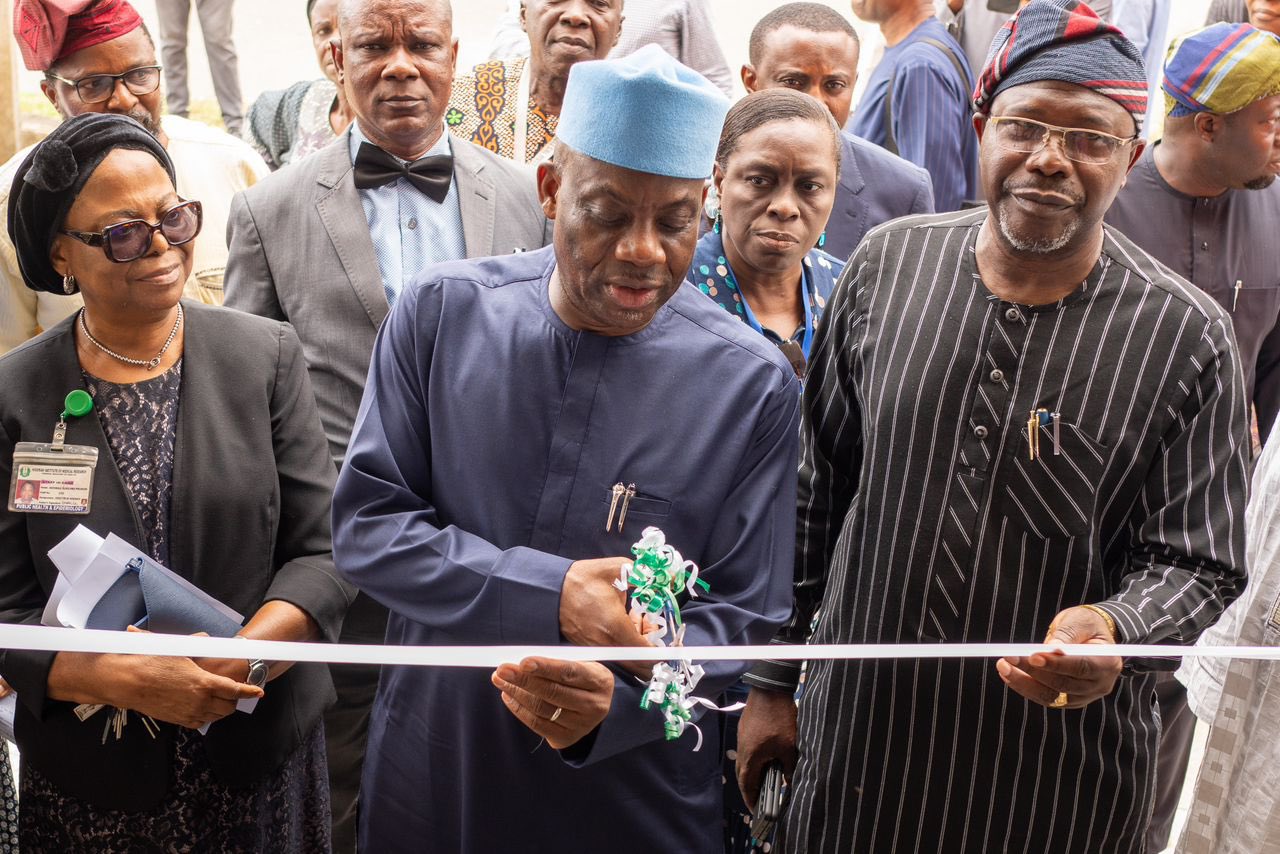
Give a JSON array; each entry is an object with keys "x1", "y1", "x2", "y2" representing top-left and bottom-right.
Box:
[{"x1": 0, "y1": 112, "x2": 352, "y2": 850}]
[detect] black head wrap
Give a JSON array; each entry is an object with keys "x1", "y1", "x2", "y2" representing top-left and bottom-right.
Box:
[{"x1": 7, "y1": 112, "x2": 174, "y2": 294}]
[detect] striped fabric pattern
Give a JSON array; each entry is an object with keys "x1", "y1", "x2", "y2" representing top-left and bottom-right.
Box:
[
  {"x1": 753, "y1": 210, "x2": 1250, "y2": 853},
  {"x1": 1162, "y1": 22, "x2": 1280, "y2": 117},
  {"x1": 974, "y1": 0, "x2": 1148, "y2": 129},
  {"x1": 848, "y1": 18, "x2": 979, "y2": 214}
]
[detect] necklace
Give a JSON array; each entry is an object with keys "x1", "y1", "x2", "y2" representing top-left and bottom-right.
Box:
[{"x1": 78, "y1": 304, "x2": 183, "y2": 371}]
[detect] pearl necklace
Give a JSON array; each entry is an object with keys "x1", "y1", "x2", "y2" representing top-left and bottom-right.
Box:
[{"x1": 78, "y1": 304, "x2": 183, "y2": 371}]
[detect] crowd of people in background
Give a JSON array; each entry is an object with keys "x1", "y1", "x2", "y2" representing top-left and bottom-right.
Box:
[{"x1": 1, "y1": 0, "x2": 1279, "y2": 852}]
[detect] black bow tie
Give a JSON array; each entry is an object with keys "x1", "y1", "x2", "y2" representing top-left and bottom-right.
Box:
[{"x1": 353, "y1": 142, "x2": 454, "y2": 203}]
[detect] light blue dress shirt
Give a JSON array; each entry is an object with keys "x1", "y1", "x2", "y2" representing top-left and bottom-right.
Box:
[
  {"x1": 349, "y1": 122, "x2": 467, "y2": 305},
  {"x1": 1111, "y1": 0, "x2": 1173, "y2": 136}
]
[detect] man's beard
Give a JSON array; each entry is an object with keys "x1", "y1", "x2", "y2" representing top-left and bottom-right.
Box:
[
  {"x1": 59, "y1": 106, "x2": 161, "y2": 137},
  {"x1": 126, "y1": 107, "x2": 163, "y2": 137},
  {"x1": 1244, "y1": 172, "x2": 1278, "y2": 191},
  {"x1": 996, "y1": 202, "x2": 1082, "y2": 254}
]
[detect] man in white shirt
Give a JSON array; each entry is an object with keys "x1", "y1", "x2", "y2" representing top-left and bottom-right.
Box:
[{"x1": 2, "y1": 0, "x2": 267, "y2": 354}]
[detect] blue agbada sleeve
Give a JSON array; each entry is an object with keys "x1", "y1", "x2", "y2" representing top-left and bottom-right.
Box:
[
  {"x1": 890, "y1": 56, "x2": 974, "y2": 213},
  {"x1": 331, "y1": 284, "x2": 571, "y2": 645},
  {"x1": 567, "y1": 373, "x2": 800, "y2": 766}
]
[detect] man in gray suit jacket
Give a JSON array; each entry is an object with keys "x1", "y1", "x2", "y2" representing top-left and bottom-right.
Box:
[{"x1": 223, "y1": 0, "x2": 549, "y2": 849}]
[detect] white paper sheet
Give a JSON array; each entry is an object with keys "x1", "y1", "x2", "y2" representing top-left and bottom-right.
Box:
[{"x1": 43, "y1": 525, "x2": 104, "y2": 626}]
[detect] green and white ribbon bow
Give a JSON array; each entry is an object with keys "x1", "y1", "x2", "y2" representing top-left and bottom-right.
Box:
[{"x1": 615, "y1": 527, "x2": 724, "y2": 747}]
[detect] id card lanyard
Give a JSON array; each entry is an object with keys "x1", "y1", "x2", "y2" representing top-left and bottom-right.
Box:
[
  {"x1": 8, "y1": 390, "x2": 99, "y2": 514},
  {"x1": 733, "y1": 259, "x2": 818, "y2": 362}
]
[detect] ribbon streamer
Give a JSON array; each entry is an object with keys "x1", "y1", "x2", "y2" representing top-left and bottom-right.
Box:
[
  {"x1": 620, "y1": 527, "x2": 714, "y2": 743},
  {"x1": 1, "y1": 623, "x2": 1279, "y2": 667}
]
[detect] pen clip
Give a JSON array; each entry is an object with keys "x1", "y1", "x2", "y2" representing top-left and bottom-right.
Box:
[
  {"x1": 618, "y1": 484, "x2": 637, "y2": 533},
  {"x1": 606, "y1": 482, "x2": 624, "y2": 532}
]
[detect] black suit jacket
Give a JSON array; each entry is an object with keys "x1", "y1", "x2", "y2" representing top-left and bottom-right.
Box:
[{"x1": 0, "y1": 302, "x2": 354, "y2": 810}]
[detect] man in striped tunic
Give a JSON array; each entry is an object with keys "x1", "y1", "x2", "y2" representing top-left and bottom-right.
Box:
[{"x1": 735, "y1": 2, "x2": 1251, "y2": 852}]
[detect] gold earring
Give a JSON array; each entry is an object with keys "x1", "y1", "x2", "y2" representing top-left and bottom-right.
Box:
[{"x1": 62, "y1": 274, "x2": 77, "y2": 295}]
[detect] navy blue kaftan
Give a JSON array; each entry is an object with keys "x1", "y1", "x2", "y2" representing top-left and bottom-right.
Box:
[{"x1": 331, "y1": 247, "x2": 800, "y2": 853}]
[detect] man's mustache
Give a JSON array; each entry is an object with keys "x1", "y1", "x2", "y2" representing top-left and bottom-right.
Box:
[{"x1": 1002, "y1": 181, "x2": 1083, "y2": 206}]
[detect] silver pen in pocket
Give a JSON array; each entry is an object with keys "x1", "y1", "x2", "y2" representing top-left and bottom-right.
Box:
[{"x1": 606, "y1": 482, "x2": 625, "y2": 531}]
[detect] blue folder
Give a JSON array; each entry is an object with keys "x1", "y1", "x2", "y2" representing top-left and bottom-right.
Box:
[{"x1": 84, "y1": 556, "x2": 242, "y2": 637}]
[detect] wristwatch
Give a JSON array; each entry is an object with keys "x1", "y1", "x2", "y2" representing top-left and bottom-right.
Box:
[{"x1": 246, "y1": 658, "x2": 269, "y2": 689}]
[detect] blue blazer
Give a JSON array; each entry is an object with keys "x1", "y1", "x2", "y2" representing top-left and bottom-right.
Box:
[{"x1": 822, "y1": 131, "x2": 935, "y2": 263}]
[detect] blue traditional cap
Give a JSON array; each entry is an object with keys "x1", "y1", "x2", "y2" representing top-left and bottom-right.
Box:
[
  {"x1": 556, "y1": 44, "x2": 730, "y2": 180},
  {"x1": 974, "y1": 0, "x2": 1148, "y2": 131}
]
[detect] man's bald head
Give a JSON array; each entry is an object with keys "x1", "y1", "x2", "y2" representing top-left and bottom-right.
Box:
[{"x1": 338, "y1": 0, "x2": 452, "y2": 33}]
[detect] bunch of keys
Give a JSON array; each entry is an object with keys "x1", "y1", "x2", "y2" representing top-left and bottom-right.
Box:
[
  {"x1": 1027, "y1": 408, "x2": 1060, "y2": 461},
  {"x1": 74, "y1": 703, "x2": 160, "y2": 745}
]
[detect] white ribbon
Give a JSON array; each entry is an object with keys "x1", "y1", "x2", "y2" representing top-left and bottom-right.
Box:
[{"x1": 1, "y1": 623, "x2": 1277, "y2": 667}]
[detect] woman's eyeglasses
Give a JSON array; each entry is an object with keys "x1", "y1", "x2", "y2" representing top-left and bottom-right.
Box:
[
  {"x1": 985, "y1": 116, "x2": 1138, "y2": 165},
  {"x1": 61, "y1": 200, "x2": 203, "y2": 263},
  {"x1": 44, "y1": 65, "x2": 162, "y2": 104}
]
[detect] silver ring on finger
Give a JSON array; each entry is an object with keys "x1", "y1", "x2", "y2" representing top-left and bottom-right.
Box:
[{"x1": 550, "y1": 706, "x2": 563, "y2": 723}]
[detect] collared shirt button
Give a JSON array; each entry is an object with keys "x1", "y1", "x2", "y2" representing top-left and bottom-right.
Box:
[
  {"x1": 974, "y1": 425, "x2": 989, "y2": 439},
  {"x1": 1200, "y1": 241, "x2": 1208, "y2": 250},
  {"x1": 990, "y1": 369, "x2": 1004, "y2": 382},
  {"x1": 408, "y1": 217, "x2": 418, "y2": 230},
  {"x1": 1005, "y1": 308, "x2": 1021, "y2": 322}
]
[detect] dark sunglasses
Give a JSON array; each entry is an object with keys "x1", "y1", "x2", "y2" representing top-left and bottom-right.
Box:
[
  {"x1": 61, "y1": 200, "x2": 203, "y2": 263},
  {"x1": 45, "y1": 65, "x2": 162, "y2": 105}
]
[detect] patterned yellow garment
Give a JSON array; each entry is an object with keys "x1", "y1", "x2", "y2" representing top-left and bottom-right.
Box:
[{"x1": 446, "y1": 56, "x2": 557, "y2": 164}]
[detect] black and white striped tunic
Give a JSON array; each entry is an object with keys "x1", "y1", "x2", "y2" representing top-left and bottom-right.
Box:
[{"x1": 750, "y1": 210, "x2": 1250, "y2": 854}]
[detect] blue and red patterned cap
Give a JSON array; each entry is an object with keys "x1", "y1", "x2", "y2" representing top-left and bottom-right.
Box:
[{"x1": 973, "y1": 0, "x2": 1148, "y2": 132}]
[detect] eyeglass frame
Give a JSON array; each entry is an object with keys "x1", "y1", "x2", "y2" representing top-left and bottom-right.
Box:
[
  {"x1": 980, "y1": 115, "x2": 1139, "y2": 164},
  {"x1": 60, "y1": 200, "x2": 204, "y2": 263},
  {"x1": 44, "y1": 65, "x2": 163, "y2": 105}
]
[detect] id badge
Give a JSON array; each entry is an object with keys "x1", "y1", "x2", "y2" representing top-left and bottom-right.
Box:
[{"x1": 9, "y1": 442, "x2": 99, "y2": 514}]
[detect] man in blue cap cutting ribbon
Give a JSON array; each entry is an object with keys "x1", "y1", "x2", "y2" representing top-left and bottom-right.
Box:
[{"x1": 331, "y1": 44, "x2": 801, "y2": 853}]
